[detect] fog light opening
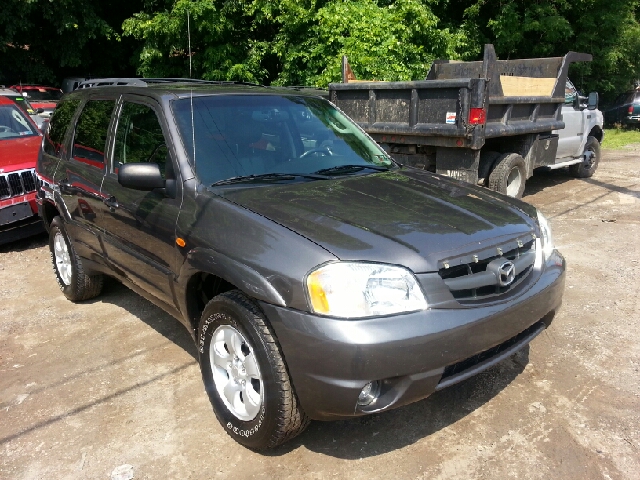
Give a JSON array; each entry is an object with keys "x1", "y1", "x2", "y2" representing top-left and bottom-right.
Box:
[{"x1": 357, "y1": 381, "x2": 381, "y2": 406}]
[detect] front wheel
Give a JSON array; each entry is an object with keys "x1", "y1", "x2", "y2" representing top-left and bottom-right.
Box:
[
  {"x1": 569, "y1": 136, "x2": 600, "y2": 178},
  {"x1": 48, "y1": 216, "x2": 104, "y2": 301},
  {"x1": 198, "y1": 290, "x2": 309, "y2": 449},
  {"x1": 488, "y1": 153, "x2": 527, "y2": 198}
]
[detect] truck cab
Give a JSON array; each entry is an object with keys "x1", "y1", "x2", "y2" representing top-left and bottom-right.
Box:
[{"x1": 553, "y1": 80, "x2": 604, "y2": 178}]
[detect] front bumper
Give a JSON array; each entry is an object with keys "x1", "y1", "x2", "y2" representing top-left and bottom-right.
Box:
[
  {"x1": 0, "y1": 197, "x2": 44, "y2": 246},
  {"x1": 261, "y1": 250, "x2": 565, "y2": 420}
]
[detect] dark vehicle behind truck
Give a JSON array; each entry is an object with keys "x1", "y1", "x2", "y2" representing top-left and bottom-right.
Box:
[{"x1": 330, "y1": 45, "x2": 597, "y2": 198}]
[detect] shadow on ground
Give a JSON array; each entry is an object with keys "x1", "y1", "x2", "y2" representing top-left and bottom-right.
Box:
[
  {"x1": 80, "y1": 276, "x2": 529, "y2": 459},
  {"x1": 273, "y1": 347, "x2": 528, "y2": 458},
  {"x1": 90, "y1": 278, "x2": 199, "y2": 360},
  {"x1": 523, "y1": 168, "x2": 573, "y2": 197},
  {"x1": 0, "y1": 231, "x2": 48, "y2": 253}
]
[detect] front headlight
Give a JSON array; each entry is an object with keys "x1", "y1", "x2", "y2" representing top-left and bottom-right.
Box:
[
  {"x1": 536, "y1": 210, "x2": 555, "y2": 258},
  {"x1": 306, "y1": 262, "x2": 428, "y2": 318}
]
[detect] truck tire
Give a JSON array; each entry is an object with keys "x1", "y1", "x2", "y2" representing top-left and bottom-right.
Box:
[
  {"x1": 569, "y1": 136, "x2": 600, "y2": 178},
  {"x1": 488, "y1": 153, "x2": 527, "y2": 198},
  {"x1": 198, "y1": 290, "x2": 309, "y2": 449},
  {"x1": 48, "y1": 216, "x2": 104, "y2": 301}
]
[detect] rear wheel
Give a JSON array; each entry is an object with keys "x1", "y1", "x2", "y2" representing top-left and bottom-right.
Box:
[
  {"x1": 569, "y1": 136, "x2": 600, "y2": 178},
  {"x1": 198, "y1": 290, "x2": 309, "y2": 449},
  {"x1": 48, "y1": 216, "x2": 104, "y2": 301},
  {"x1": 488, "y1": 153, "x2": 527, "y2": 198}
]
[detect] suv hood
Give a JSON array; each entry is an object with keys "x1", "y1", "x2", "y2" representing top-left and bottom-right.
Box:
[{"x1": 219, "y1": 169, "x2": 539, "y2": 272}]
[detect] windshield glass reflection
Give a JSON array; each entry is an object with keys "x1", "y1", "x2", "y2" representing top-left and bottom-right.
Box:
[{"x1": 172, "y1": 95, "x2": 394, "y2": 186}]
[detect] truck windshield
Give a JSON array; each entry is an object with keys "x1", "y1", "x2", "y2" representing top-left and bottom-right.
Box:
[{"x1": 172, "y1": 95, "x2": 394, "y2": 186}]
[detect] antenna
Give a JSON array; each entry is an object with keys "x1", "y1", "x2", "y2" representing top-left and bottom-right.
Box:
[
  {"x1": 187, "y1": 7, "x2": 196, "y2": 181},
  {"x1": 187, "y1": 9, "x2": 192, "y2": 77}
]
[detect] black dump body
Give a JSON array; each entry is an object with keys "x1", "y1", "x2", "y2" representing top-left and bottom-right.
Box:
[{"x1": 329, "y1": 45, "x2": 591, "y2": 185}]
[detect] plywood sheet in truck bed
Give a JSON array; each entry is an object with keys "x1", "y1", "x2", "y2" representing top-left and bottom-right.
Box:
[{"x1": 500, "y1": 76, "x2": 556, "y2": 97}]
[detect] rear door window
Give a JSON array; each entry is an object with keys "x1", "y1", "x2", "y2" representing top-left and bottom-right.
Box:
[{"x1": 73, "y1": 99, "x2": 116, "y2": 166}]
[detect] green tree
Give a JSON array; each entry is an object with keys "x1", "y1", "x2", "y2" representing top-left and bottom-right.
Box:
[
  {"x1": 122, "y1": 0, "x2": 465, "y2": 86},
  {"x1": 435, "y1": 0, "x2": 640, "y2": 100},
  {"x1": 0, "y1": 0, "x2": 152, "y2": 84}
]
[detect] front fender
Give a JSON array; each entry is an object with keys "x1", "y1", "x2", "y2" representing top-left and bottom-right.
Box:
[{"x1": 176, "y1": 247, "x2": 287, "y2": 320}]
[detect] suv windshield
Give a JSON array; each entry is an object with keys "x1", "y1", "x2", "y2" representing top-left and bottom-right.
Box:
[
  {"x1": 172, "y1": 95, "x2": 393, "y2": 186},
  {"x1": 0, "y1": 105, "x2": 38, "y2": 139}
]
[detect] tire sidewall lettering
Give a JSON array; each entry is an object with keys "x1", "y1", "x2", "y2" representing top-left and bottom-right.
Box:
[
  {"x1": 225, "y1": 405, "x2": 266, "y2": 438},
  {"x1": 200, "y1": 304, "x2": 268, "y2": 439}
]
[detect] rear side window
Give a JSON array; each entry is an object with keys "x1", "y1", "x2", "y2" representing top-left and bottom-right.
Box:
[
  {"x1": 44, "y1": 98, "x2": 80, "y2": 156},
  {"x1": 73, "y1": 99, "x2": 116, "y2": 166},
  {"x1": 564, "y1": 81, "x2": 577, "y2": 105},
  {"x1": 113, "y1": 102, "x2": 168, "y2": 177}
]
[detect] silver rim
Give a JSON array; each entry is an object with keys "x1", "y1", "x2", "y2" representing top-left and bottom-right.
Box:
[
  {"x1": 209, "y1": 325, "x2": 263, "y2": 421},
  {"x1": 506, "y1": 167, "x2": 523, "y2": 197},
  {"x1": 583, "y1": 147, "x2": 596, "y2": 169},
  {"x1": 53, "y1": 232, "x2": 72, "y2": 286}
]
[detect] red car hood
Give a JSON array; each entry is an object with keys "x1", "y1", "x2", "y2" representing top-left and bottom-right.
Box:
[{"x1": 0, "y1": 135, "x2": 41, "y2": 172}]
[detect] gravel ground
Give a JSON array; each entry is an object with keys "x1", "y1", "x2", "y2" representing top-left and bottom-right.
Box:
[{"x1": 1, "y1": 146, "x2": 639, "y2": 479}]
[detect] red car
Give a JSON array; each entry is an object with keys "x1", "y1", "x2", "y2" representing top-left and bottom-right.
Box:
[
  {"x1": 9, "y1": 85, "x2": 63, "y2": 117},
  {"x1": 0, "y1": 96, "x2": 44, "y2": 245}
]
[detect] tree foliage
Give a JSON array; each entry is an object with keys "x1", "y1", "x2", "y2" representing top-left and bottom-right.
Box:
[
  {"x1": 121, "y1": 0, "x2": 465, "y2": 85},
  {"x1": 2, "y1": 0, "x2": 639, "y2": 102}
]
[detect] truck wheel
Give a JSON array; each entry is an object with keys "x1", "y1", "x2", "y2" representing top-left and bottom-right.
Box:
[
  {"x1": 198, "y1": 290, "x2": 309, "y2": 449},
  {"x1": 48, "y1": 216, "x2": 104, "y2": 301},
  {"x1": 488, "y1": 153, "x2": 527, "y2": 198},
  {"x1": 569, "y1": 136, "x2": 600, "y2": 178}
]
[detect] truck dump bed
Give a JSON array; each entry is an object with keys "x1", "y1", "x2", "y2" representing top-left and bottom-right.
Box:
[{"x1": 329, "y1": 45, "x2": 591, "y2": 151}]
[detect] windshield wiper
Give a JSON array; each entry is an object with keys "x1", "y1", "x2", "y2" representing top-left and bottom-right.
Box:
[
  {"x1": 212, "y1": 172, "x2": 328, "y2": 186},
  {"x1": 313, "y1": 164, "x2": 390, "y2": 176}
]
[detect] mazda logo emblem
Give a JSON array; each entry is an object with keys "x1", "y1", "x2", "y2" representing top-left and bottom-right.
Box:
[{"x1": 498, "y1": 261, "x2": 516, "y2": 286}]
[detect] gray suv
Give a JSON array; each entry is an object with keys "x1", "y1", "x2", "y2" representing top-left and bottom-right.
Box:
[{"x1": 36, "y1": 79, "x2": 565, "y2": 449}]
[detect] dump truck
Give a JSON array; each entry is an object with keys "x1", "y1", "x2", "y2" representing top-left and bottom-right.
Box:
[{"x1": 329, "y1": 44, "x2": 598, "y2": 197}]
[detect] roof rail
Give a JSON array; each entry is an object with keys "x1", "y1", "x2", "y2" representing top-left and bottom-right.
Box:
[{"x1": 76, "y1": 77, "x2": 266, "y2": 89}]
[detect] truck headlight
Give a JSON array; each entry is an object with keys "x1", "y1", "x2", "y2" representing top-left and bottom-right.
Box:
[
  {"x1": 537, "y1": 210, "x2": 555, "y2": 258},
  {"x1": 306, "y1": 262, "x2": 427, "y2": 318}
]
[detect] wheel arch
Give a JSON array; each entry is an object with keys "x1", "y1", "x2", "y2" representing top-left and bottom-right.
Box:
[
  {"x1": 178, "y1": 248, "x2": 287, "y2": 333},
  {"x1": 589, "y1": 125, "x2": 604, "y2": 144},
  {"x1": 41, "y1": 200, "x2": 61, "y2": 232}
]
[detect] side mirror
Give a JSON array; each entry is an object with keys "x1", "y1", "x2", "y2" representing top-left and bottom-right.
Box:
[
  {"x1": 118, "y1": 163, "x2": 165, "y2": 191},
  {"x1": 587, "y1": 92, "x2": 599, "y2": 110}
]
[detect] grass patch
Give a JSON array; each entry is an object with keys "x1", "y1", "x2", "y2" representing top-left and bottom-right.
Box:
[{"x1": 602, "y1": 128, "x2": 640, "y2": 149}]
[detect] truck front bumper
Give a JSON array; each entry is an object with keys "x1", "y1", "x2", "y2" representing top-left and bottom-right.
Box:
[{"x1": 261, "y1": 250, "x2": 565, "y2": 420}]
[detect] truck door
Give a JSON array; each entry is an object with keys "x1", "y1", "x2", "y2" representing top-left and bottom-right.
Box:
[
  {"x1": 555, "y1": 81, "x2": 585, "y2": 160},
  {"x1": 97, "y1": 97, "x2": 181, "y2": 306}
]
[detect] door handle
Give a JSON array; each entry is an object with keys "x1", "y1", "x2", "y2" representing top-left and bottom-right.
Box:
[{"x1": 103, "y1": 196, "x2": 119, "y2": 211}]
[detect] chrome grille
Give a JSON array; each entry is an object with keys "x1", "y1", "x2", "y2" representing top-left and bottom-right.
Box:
[
  {"x1": 439, "y1": 239, "x2": 536, "y2": 301},
  {"x1": 0, "y1": 169, "x2": 37, "y2": 199}
]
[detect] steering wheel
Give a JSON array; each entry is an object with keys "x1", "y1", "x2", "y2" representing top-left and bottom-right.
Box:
[{"x1": 299, "y1": 146, "x2": 333, "y2": 158}]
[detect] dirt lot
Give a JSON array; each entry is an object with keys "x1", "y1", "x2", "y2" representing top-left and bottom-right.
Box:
[{"x1": 1, "y1": 147, "x2": 639, "y2": 480}]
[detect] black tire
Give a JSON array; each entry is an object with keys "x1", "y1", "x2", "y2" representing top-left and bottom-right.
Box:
[
  {"x1": 569, "y1": 136, "x2": 600, "y2": 178},
  {"x1": 488, "y1": 153, "x2": 527, "y2": 198},
  {"x1": 198, "y1": 290, "x2": 309, "y2": 449},
  {"x1": 48, "y1": 216, "x2": 104, "y2": 301}
]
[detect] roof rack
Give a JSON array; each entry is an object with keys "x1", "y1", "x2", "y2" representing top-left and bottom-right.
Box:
[{"x1": 76, "y1": 78, "x2": 266, "y2": 89}]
